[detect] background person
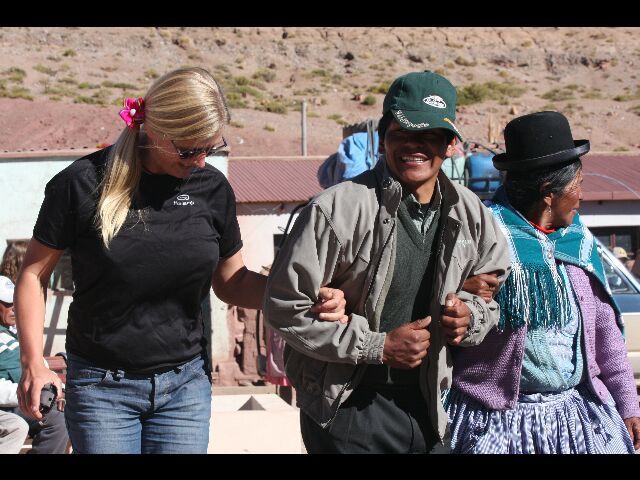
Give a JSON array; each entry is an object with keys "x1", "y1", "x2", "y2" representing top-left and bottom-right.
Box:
[{"x1": 0, "y1": 275, "x2": 68, "y2": 454}]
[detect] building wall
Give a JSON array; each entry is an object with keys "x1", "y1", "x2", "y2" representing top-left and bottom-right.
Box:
[
  {"x1": 580, "y1": 200, "x2": 640, "y2": 253},
  {"x1": 580, "y1": 200, "x2": 640, "y2": 228},
  {"x1": 0, "y1": 156, "x2": 77, "y2": 250},
  {"x1": 236, "y1": 202, "x2": 304, "y2": 272}
]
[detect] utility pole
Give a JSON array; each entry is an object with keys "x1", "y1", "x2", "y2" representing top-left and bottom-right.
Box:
[{"x1": 301, "y1": 100, "x2": 307, "y2": 156}]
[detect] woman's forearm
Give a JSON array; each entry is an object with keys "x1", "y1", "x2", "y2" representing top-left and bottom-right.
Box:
[
  {"x1": 14, "y1": 270, "x2": 48, "y2": 367},
  {"x1": 214, "y1": 267, "x2": 267, "y2": 310},
  {"x1": 14, "y1": 239, "x2": 63, "y2": 369}
]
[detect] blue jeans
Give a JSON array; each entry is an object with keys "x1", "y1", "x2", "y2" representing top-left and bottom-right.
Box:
[{"x1": 64, "y1": 352, "x2": 212, "y2": 454}]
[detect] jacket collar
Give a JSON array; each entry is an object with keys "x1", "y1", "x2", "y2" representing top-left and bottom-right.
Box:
[
  {"x1": 373, "y1": 157, "x2": 402, "y2": 216},
  {"x1": 437, "y1": 170, "x2": 460, "y2": 215}
]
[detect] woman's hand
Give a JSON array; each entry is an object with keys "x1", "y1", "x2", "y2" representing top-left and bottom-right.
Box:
[
  {"x1": 17, "y1": 362, "x2": 63, "y2": 421},
  {"x1": 624, "y1": 417, "x2": 640, "y2": 451},
  {"x1": 309, "y1": 287, "x2": 348, "y2": 324},
  {"x1": 462, "y1": 272, "x2": 499, "y2": 303}
]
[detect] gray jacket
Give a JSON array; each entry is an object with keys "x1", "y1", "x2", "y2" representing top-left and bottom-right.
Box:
[{"x1": 263, "y1": 159, "x2": 511, "y2": 441}]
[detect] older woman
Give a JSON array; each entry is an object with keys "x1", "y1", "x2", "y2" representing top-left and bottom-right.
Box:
[
  {"x1": 14, "y1": 67, "x2": 346, "y2": 454},
  {"x1": 446, "y1": 111, "x2": 640, "y2": 454}
]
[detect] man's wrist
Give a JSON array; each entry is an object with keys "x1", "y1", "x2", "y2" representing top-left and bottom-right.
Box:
[{"x1": 463, "y1": 310, "x2": 477, "y2": 339}]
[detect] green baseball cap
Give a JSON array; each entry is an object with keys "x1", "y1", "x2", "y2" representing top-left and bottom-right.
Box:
[{"x1": 383, "y1": 70, "x2": 463, "y2": 140}]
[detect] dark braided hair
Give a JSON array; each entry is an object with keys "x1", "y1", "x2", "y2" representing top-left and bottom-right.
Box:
[{"x1": 504, "y1": 159, "x2": 582, "y2": 214}]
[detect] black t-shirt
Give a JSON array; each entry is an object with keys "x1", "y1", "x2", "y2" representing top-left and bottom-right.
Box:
[{"x1": 33, "y1": 147, "x2": 242, "y2": 373}]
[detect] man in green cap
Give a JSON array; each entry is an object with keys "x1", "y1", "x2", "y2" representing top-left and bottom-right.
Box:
[{"x1": 264, "y1": 71, "x2": 511, "y2": 453}]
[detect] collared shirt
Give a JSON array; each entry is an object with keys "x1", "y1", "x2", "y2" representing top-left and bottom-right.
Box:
[{"x1": 402, "y1": 181, "x2": 442, "y2": 236}]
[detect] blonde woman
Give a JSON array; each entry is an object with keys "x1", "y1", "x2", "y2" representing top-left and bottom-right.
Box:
[{"x1": 13, "y1": 67, "x2": 346, "y2": 454}]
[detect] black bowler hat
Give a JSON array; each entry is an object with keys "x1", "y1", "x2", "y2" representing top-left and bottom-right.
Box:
[{"x1": 492, "y1": 111, "x2": 590, "y2": 171}]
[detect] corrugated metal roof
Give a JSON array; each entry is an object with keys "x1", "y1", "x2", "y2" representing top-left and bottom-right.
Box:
[
  {"x1": 227, "y1": 153, "x2": 640, "y2": 204},
  {"x1": 229, "y1": 156, "x2": 325, "y2": 204},
  {"x1": 581, "y1": 154, "x2": 640, "y2": 201}
]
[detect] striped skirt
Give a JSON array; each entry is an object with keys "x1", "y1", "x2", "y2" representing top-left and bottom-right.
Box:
[{"x1": 444, "y1": 385, "x2": 635, "y2": 454}]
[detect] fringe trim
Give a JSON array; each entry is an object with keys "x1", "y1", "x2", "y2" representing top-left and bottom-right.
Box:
[{"x1": 497, "y1": 262, "x2": 574, "y2": 331}]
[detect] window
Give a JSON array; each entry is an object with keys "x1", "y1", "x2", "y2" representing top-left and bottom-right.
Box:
[
  {"x1": 590, "y1": 226, "x2": 640, "y2": 256},
  {"x1": 594, "y1": 233, "x2": 611, "y2": 249},
  {"x1": 599, "y1": 252, "x2": 636, "y2": 294}
]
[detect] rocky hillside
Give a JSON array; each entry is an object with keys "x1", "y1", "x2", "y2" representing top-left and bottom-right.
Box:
[{"x1": 1, "y1": 27, "x2": 639, "y2": 155}]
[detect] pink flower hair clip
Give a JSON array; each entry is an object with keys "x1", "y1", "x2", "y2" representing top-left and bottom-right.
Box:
[{"x1": 119, "y1": 97, "x2": 145, "y2": 128}]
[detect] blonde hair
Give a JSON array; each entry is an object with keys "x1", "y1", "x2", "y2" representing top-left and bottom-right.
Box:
[
  {"x1": 1, "y1": 240, "x2": 28, "y2": 284},
  {"x1": 96, "y1": 67, "x2": 231, "y2": 247}
]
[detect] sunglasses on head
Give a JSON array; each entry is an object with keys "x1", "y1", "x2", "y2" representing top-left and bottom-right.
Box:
[{"x1": 171, "y1": 137, "x2": 228, "y2": 160}]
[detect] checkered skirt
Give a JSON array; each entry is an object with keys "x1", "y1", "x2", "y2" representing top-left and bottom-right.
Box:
[{"x1": 444, "y1": 385, "x2": 635, "y2": 454}]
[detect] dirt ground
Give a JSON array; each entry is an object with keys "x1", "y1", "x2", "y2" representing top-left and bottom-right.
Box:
[{"x1": 1, "y1": 27, "x2": 639, "y2": 156}]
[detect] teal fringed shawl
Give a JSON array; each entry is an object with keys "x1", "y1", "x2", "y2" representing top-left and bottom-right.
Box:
[{"x1": 489, "y1": 186, "x2": 622, "y2": 332}]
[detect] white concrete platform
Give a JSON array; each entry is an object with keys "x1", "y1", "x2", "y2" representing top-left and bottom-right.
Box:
[{"x1": 208, "y1": 393, "x2": 303, "y2": 454}]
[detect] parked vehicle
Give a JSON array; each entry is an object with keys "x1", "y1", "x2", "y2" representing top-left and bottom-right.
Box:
[{"x1": 596, "y1": 237, "x2": 640, "y2": 386}]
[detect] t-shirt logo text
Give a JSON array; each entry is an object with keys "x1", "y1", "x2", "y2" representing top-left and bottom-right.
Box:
[{"x1": 174, "y1": 194, "x2": 194, "y2": 206}]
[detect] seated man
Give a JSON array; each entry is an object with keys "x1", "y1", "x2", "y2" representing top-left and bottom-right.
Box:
[
  {"x1": 0, "y1": 408, "x2": 29, "y2": 454},
  {"x1": 0, "y1": 276, "x2": 68, "y2": 454}
]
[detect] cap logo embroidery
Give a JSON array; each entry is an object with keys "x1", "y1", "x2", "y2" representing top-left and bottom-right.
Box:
[
  {"x1": 393, "y1": 110, "x2": 430, "y2": 129},
  {"x1": 423, "y1": 95, "x2": 446, "y2": 108}
]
